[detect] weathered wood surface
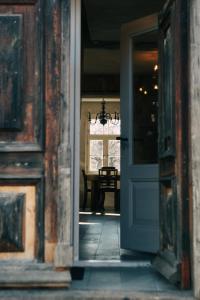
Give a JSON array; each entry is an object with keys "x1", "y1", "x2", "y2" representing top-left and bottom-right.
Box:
[
  {"x1": 55, "y1": 0, "x2": 73, "y2": 267},
  {"x1": 0, "y1": 0, "x2": 45, "y2": 263},
  {"x1": 189, "y1": 0, "x2": 200, "y2": 298},
  {"x1": 0, "y1": 192, "x2": 25, "y2": 252},
  {"x1": 0, "y1": 0, "x2": 71, "y2": 287},
  {"x1": 0, "y1": 153, "x2": 43, "y2": 178},
  {"x1": 154, "y1": 0, "x2": 190, "y2": 289},
  {"x1": 44, "y1": 0, "x2": 61, "y2": 262},
  {"x1": 0, "y1": 1, "x2": 43, "y2": 150},
  {"x1": 0, "y1": 15, "x2": 23, "y2": 130}
]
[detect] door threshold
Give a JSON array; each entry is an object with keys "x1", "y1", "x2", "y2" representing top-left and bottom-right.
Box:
[{"x1": 73, "y1": 260, "x2": 151, "y2": 268}]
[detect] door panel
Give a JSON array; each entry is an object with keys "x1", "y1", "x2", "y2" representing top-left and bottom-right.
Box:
[
  {"x1": 120, "y1": 15, "x2": 159, "y2": 253},
  {"x1": 0, "y1": 0, "x2": 44, "y2": 262},
  {"x1": 153, "y1": 0, "x2": 190, "y2": 288},
  {"x1": 0, "y1": 3, "x2": 43, "y2": 151}
]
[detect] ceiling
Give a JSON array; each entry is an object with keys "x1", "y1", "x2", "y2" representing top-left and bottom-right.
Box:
[
  {"x1": 83, "y1": 0, "x2": 166, "y2": 43},
  {"x1": 82, "y1": 0, "x2": 165, "y2": 76}
]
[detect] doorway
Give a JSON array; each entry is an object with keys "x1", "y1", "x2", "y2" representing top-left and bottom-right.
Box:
[
  {"x1": 71, "y1": 0, "x2": 191, "y2": 289},
  {"x1": 75, "y1": 0, "x2": 165, "y2": 265}
]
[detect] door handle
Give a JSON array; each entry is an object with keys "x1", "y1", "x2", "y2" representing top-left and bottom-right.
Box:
[{"x1": 116, "y1": 137, "x2": 128, "y2": 142}]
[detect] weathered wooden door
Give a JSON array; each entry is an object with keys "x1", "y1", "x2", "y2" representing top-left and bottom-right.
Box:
[
  {"x1": 120, "y1": 15, "x2": 159, "y2": 253},
  {"x1": 153, "y1": 0, "x2": 190, "y2": 289},
  {"x1": 0, "y1": 0, "x2": 68, "y2": 286},
  {"x1": 0, "y1": 0, "x2": 46, "y2": 262}
]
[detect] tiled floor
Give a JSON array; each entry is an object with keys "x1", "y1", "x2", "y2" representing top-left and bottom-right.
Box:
[
  {"x1": 79, "y1": 212, "x2": 154, "y2": 262},
  {"x1": 76, "y1": 213, "x2": 182, "y2": 292},
  {"x1": 76, "y1": 213, "x2": 188, "y2": 293},
  {"x1": 71, "y1": 266, "x2": 180, "y2": 292}
]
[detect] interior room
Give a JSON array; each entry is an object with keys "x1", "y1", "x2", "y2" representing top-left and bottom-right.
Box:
[{"x1": 79, "y1": 0, "x2": 165, "y2": 263}]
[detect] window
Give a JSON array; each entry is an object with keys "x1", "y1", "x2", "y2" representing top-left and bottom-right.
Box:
[{"x1": 88, "y1": 120, "x2": 121, "y2": 173}]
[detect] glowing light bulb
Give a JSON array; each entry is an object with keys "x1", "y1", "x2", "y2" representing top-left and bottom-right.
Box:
[
  {"x1": 144, "y1": 90, "x2": 148, "y2": 95},
  {"x1": 154, "y1": 64, "x2": 158, "y2": 71},
  {"x1": 154, "y1": 85, "x2": 158, "y2": 90},
  {"x1": 139, "y1": 87, "x2": 143, "y2": 92}
]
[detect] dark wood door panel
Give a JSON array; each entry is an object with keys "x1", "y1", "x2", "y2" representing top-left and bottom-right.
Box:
[
  {"x1": 0, "y1": 1, "x2": 43, "y2": 151},
  {"x1": 0, "y1": 0, "x2": 45, "y2": 262},
  {"x1": 153, "y1": 0, "x2": 190, "y2": 289},
  {"x1": 0, "y1": 153, "x2": 43, "y2": 179}
]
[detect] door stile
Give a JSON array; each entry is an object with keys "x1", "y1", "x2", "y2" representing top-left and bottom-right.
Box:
[
  {"x1": 71, "y1": 0, "x2": 82, "y2": 263},
  {"x1": 153, "y1": 0, "x2": 191, "y2": 288},
  {"x1": 175, "y1": 0, "x2": 190, "y2": 289}
]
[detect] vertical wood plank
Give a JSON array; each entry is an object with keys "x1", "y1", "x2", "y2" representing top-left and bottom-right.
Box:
[
  {"x1": 0, "y1": 15, "x2": 23, "y2": 130},
  {"x1": 44, "y1": 0, "x2": 61, "y2": 261},
  {"x1": 55, "y1": 0, "x2": 73, "y2": 267},
  {"x1": 189, "y1": 0, "x2": 200, "y2": 297}
]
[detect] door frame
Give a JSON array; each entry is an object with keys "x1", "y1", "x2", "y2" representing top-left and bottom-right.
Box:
[
  {"x1": 70, "y1": 0, "x2": 159, "y2": 266},
  {"x1": 66, "y1": 1, "x2": 197, "y2": 295},
  {"x1": 70, "y1": 0, "x2": 81, "y2": 263}
]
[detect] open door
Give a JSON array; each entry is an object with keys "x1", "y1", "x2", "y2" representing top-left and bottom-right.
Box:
[
  {"x1": 120, "y1": 15, "x2": 159, "y2": 253},
  {"x1": 153, "y1": 0, "x2": 190, "y2": 289},
  {"x1": 120, "y1": 0, "x2": 190, "y2": 287}
]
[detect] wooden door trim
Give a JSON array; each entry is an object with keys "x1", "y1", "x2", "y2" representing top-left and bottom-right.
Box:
[{"x1": 153, "y1": 0, "x2": 191, "y2": 289}]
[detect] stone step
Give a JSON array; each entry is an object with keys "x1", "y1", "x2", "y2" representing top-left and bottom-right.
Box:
[{"x1": 0, "y1": 289, "x2": 194, "y2": 300}]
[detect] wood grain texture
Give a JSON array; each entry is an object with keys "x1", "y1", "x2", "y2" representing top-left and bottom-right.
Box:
[
  {"x1": 0, "y1": 153, "x2": 43, "y2": 179},
  {"x1": 0, "y1": 1, "x2": 43, "y2": 151},
  {"x1": 154, "y1": 0, "x2": 190, "y2": 289},
  {"x1": 189, "y1": 0, "x2": 200, "y2": 297},
  {"x1": 0, "y1": 15, "x2": 23, "y2": 130},
  {"x1": 0, "y1": 192, "x2": 25, "y2": 252},
  {"x1": 44, "y1": 0, "x2": 61, "y2": 261},
  {"x1": 54, "y1": 0, "x2": 73, "y2": 267},
  {"x1": 0, "y1": 186, "x2": 36, "y2": 260}
]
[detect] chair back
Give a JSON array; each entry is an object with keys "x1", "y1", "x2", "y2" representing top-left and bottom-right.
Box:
[
  {"x1": 98, "y1": 167, "x2": 118, "y2": 191},
  {"x1": 82, "y1": 169, "x2": 88, "y2": 190}
]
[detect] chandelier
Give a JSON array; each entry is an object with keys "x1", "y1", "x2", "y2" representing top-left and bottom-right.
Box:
[{"x1": 88, "y1": 99, "x2": 120, "y2": 126}]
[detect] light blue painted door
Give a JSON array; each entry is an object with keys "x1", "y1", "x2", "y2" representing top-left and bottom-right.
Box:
[{"x1": 120, "y1": 15, "x2": 159, "y2": 253}]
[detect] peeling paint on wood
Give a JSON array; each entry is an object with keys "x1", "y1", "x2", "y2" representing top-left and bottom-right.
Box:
[
  {"x1": 0, "y1": 2, "x2": 43, "y2": 151},
  {"x1": 0, "y1": 15, "x2": 23, "y2": 130},
  {"x1": 0, "y1": 192, "x2": 25, "y2": 252},
  {"x1": 44, "y1": 0, "x2": 61, "y2": 257},
  {"x1": 189, "y1": 0, "x2": 200, "y2": 297}
]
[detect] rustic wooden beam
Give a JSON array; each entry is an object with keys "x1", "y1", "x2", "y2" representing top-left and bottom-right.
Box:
[
  {"x1": 44, "y1": 0, "x2": 61, "y2": 261},
  {"x1": 54, "y1": 0, "x2": 73, "y2": 267},
  {"x1": 189, "y1": 0, "x2": 200, "y2": 298}
]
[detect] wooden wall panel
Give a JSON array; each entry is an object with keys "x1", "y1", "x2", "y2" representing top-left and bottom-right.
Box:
[
  {"x1": 0, "y1": 2, "x2": 43, "y2": 151},
  {"x1": 0, "y1": 186, "x2": 36, "y2": 260},
  {"x1": 0, "y1": 0, "x2": 61, "y2": 266},
  {"x1": 0, "y1": 15, "x2": 23, "y2": 130},
  {"x1": 44, "y1": 0, "x2": 61, "y2": 262},
  {"x1": 0, "y1": 0, "x2": 45, "y2": 264},
  {"x1": 0, "y1": 192, "x2": 25, "y2": 252}
]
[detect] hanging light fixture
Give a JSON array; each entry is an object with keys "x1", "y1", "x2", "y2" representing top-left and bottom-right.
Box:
[{"x1": 88, "y1": 99, "x2": 120, "y2": 126}]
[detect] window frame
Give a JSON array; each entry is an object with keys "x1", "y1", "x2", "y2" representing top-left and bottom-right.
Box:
[{"x1": 86, "y1": 120, "x2": 121, "y2": 174}]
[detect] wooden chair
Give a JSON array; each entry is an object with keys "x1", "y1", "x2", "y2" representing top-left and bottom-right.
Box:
[
  {"x1": 97, "y1": 167, "x2": 118, "y2": 212},
  {"x1": 82, "y1": 169, "x2": 91, "y2": 211}
]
